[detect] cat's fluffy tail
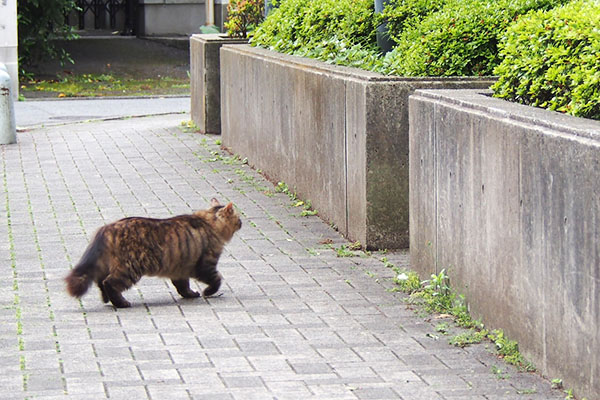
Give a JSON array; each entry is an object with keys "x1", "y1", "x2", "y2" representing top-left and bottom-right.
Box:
[{"x1": 65, "y1": 233, "x2": 103, "y2": 298}]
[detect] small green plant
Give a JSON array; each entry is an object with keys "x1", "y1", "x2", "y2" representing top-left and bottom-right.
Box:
[
  {"x1": 394, "y1": 269, "x2": 422, "y2": 294},
  {"x1": 225, "y1": 0, "x2": 265, "y2": 38},
  {"x1": 332, "y1": 244, "x2": 359, "y2": 258},
  {"x1": 449, "y1": 329, "x2": 488, "y2": 348},
  {"x1": 488, "y1": 329, "x2": 535, "y2": 371},
  {"x1": 275, "y1": 181, "x2": 295, "y2": 199},
  {"x1": 435, "y1": 322, "x2": 450, "y2": 335},
  {"x1": 551, "y1": 378, "x2": 563, "y2": 390},
  {"x1": 516, "y1": 387, "x2": 537, "y2": 395},
  {"x1": 294, "y1": 199, "x2": 318, "y2": 217},
  {"x1": 300, "y1": 209, "x2": 318, "y2": 217},
  {"x1": 491, "y1": 365, "x2": 510, "y2": 380},
  {"x1": 306, "y1": 248, "x2": 319, "y2": 256},
  {"x1": 180, "y1": 120, "x2": 201, "y2": 133},
  {"x1": 348, "y1": 241, "x2": 362, "y2": 251}
]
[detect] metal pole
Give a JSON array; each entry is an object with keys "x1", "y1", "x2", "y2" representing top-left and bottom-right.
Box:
[
  {"x1": 374, "y1": 0, "x2": 393, "y2": 53},
  {"x1": 0, "y1": 63, "x2": 17, "y2": 145},
  {"x1": 265, "y1": 0, "x2": 275, "y2": 17},
  {"x1": 206, "y1": 0, "x2": 215, "y2": 26}
]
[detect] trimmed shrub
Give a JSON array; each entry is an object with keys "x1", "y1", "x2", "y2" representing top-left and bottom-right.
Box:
[
  {"x1": 492, "y1": 0, "x2": 600, "y2": 120},
  {"x1": 378, "y1": 0, "x2": 447, "y2": 44},
  {"x1": 251, "y1": 0, "x2": 379, "y2": 68},
  {"x1": 379, "y1": 0, "x2": 569, "y2": 77}
]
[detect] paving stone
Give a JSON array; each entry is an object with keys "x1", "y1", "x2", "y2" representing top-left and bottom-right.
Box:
[{"x1": 0, "y1": 111, "x2": 567, "y2": 399}]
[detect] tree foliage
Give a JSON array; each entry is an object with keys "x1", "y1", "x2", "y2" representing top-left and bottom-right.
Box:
[
  {"x1": 17, "y1": 0, "x2": 79, "y2": 75},
  {"x1": 225, "y1": 0, "x2": 265, "y2": 38}
]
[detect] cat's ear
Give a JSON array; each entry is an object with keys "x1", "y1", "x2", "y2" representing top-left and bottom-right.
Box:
[
  {"x1": 223, "y1": 202, "x2": 234, "y2": 214},
  {"x1": 210, "y1": 198, "x2": 220, "y2": 207}
]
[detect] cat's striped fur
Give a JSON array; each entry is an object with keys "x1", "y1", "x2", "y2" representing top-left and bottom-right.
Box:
[{"x1": 65, "y1": 199, "x2": 241, "y2": 308}]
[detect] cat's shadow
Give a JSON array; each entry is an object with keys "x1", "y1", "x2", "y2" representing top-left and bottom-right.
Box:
[{"x1": 93, "y1": 292, "x2": 225, "y2": 311}]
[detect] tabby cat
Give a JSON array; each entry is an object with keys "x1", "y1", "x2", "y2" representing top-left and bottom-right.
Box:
[{"x1": 65, "y1": 198, "x2": 242, "y2": 308}]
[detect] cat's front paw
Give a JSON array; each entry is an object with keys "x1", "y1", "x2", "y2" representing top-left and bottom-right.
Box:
[
  {"x1": 111, "y1": 299, "x2": 131, "y2": 308},
  {"x1": 181, "y1": 290, "x2": 200, "y2": 298},
  {"x1": 202, "y1": 290, "x2": 223, "y2": 298}
]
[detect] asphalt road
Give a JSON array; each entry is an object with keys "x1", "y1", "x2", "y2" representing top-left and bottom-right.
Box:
[{"x1": 14, "y1": 96, "x2": 190, "y2": 128}]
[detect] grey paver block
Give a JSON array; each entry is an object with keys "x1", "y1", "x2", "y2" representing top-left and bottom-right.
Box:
[
  {"x1": 105, "y1": 385, "x2": 149, "y2": 400},
  {"x1": 220, "y1": 374, "x2": 266, "y2": 389}
]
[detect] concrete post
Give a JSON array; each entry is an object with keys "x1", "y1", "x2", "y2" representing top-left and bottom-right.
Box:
[
  {"x1": 0, "y1": 0, "x2": 19, "y2": 100},
  {"x1": 0, "y1": 63, "x2": 17, "y2": 145}
]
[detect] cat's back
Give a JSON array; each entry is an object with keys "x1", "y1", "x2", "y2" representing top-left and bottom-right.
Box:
[{"x1": 100, "y1": 214, "x2": 216, "y2": 246}]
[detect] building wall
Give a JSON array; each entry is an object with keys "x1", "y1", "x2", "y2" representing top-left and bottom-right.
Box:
[{"x1": 0, "y1": 0, "x2": 19, "y2": 99}]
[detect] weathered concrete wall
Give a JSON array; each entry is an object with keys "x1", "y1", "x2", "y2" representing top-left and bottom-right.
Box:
[
  {"x1": 190, "y1": 34, "x2": 247, "y2": 134},
  {"x1": 409, "y1": 89, "x2": 600, "y2": 400},
  {"x1": 0, "y1": 0, "x2": 18, "y2": 99},
  {"x1": 220, "y1": 45, "x2": 493, "y2": 249}
]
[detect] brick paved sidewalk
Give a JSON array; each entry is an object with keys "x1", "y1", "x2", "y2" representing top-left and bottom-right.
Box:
[{"x1": 0, "y1": 114, "x2": 565, "y2": 399}]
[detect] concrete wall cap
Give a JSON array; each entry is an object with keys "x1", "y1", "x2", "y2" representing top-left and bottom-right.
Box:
[
  {"x1": 414, "y1": 89, "x2": 600, "y2": 141},
  {"x1": 190, "y1": 34, "x2": 248, "y2": 43},
  {"x1": 221, "y1": 44, "x2": 497, "y2": 85}
]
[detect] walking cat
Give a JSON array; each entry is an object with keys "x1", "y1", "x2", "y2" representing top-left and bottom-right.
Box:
[{"x1": 65, "y1": 198, "x2": 242, "y2": 308}]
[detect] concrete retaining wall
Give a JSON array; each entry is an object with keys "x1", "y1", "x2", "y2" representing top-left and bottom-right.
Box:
[
  {"x1": 409, "y1": 89, "x2": 600, "y2": 400},
  {"x1": 190, "y1": 34, "x2": 247, "y2": 134},
  {"x1": 219, "y1": 44, "x2": 493, "y2": 249}
]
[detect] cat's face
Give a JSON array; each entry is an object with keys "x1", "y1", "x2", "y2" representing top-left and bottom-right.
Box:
[
  {"x1": 216, "y1": 202, "x2": 242, "y2": 232},
  {"x1": 202, "y1": 198, "x2": 242, "y2": 240}
]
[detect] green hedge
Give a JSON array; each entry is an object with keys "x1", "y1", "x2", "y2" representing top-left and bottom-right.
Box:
[
  {"x1": 492, "y1": 0, "x2": 600, "y2": 120},
  {"x1": 379, "y1": 0, "x2": 447, "y2": 44},
  {"x1": 253, "y1": 0, "x2": 569, "y2": 78},
  {"x1": 251, "y1": 0, "x2": 381, "y2": 69},
  {"x1": 380, "y1": 0, "x2": 569, "y2": 76},
  {"x1": 252, "y1": 0, "x2": 600, "y2": 120}
]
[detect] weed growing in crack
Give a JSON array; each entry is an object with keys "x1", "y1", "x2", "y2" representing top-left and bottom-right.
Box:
[
  {"x1": 551, "y1": 378, "x2": 563, "y2": 390},
  {"x1": 180, "y1": 120, "x2": 200, "y2": 133},
  {"x1": 435, "y1": 322, "x2": 450, "y2": 335},
  {"x1": 449, "y1": 329, "x2": 489, "y2": 348},
  {"x1": 491, "y1": 365, "x2": 510, "y2": 380},
  {"x1": 516, "y1": 387, "x2": 537, "y2": 395},
  {"x1": 384, "y1": 257, "x2": 536, "y2": 373},
  {"x1": 275, "y1": 181, "x2": 318, "y2": 217}
]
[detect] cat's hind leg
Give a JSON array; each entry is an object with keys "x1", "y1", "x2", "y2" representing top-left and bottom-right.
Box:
[
  {"x1": 102, "y1": 274, "x2": 133, "y2": 308},
  {"x1": 171, "y1": 278, "x2": 200, "y2": 298},
  {"x1": 97, "y1": 279, "x2": 109, "y2": 303}
]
